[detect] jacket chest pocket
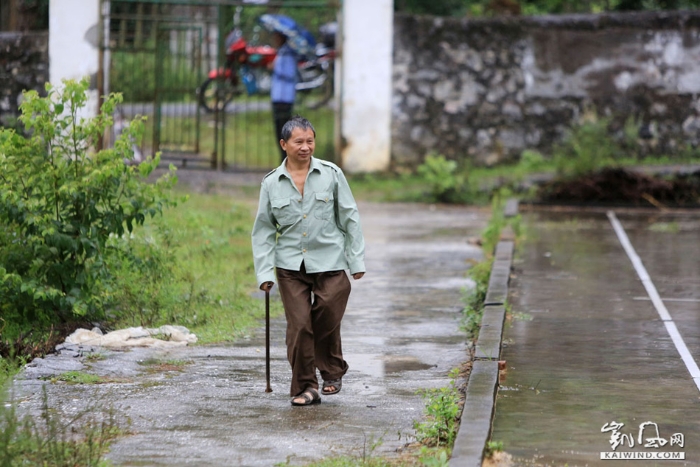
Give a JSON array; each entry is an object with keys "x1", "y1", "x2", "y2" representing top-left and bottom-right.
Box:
[
  {"x1": 271, "y1": 197, "x2": 296, "y2": 225},
  {"x1": 313, "y1": 192, "x2": 334, "y2": 220}
]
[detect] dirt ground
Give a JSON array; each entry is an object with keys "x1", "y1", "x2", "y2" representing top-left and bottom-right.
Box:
[{"x1": 537, "y1": 167, "x2": 700, "y2": 206}]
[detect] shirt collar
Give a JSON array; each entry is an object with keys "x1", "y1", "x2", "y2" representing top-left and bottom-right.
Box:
[{"x1": 277, "y1": 156, "x2": 321, "y2": 180}]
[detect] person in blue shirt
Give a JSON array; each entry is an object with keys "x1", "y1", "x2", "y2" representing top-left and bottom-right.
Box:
[{"x1": 271, "y1": 32, "x2": 298, "y2": 162}]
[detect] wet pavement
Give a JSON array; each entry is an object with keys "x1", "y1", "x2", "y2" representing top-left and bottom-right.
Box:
[
  {"x1": 12, "y1": 202, "x2": 486, "y2": 466},
  {"x1": 492, "y1": 208, "x2": 700, "y2": 466}
]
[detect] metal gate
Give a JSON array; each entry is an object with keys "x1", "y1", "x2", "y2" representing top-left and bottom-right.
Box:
[{"x1": 99, "y1": 0, "x2": 339, "y2": 171}]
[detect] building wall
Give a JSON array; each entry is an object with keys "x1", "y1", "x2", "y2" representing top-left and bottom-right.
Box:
[
  {"x1": 392, "y1": 11, "x2": 700, "y2": 167},
  {"x1": 0, "y1": 31, "x2": 48, "y2": 128}
]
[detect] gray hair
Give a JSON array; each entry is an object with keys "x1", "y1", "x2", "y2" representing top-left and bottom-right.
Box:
[{"x1": 280, "y1": 116, "x2": 316, "y2": 141}]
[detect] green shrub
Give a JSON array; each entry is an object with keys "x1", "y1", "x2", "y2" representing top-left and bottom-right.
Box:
[
  {"x1": 553, "y1": 117, "x2": 621, "y2": 178},
  {"x1": 517, "y1": 149, "x2": 548, "y2": 172},
  {"x1": 105, "y1": 224, "x2": 180, "y2": 327},
  {"x1": 417, "y1": 153, "x2": 470, "y2": 203},
  {"x1": 0, "y1": 78, "x2": 176, "y2": 343}
]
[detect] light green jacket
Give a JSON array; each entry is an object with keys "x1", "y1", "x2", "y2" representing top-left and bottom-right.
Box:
[{"x1": 251, "y1": 157, "x2": 366, "y2": 287}]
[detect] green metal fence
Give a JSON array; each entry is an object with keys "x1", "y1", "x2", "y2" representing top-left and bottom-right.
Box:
[{"x1": 100, "y1": 0, "x2": 339, "y2": 171}]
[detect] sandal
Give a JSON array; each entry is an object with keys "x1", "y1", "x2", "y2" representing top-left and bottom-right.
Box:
[
  {"x1": 291, "y1": 388, "x2": 321, "y2": 406},
  {"x1": 322, "y1": 378, "x2": 342, "y2": 395}
]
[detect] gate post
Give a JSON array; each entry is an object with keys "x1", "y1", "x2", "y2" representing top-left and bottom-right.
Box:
[
  {"x1": 340, "y1": 0, "x2": 393, "y2": 173},
  {"x1": 49, "y1": 0, "x2": 101, "y2": 118}
]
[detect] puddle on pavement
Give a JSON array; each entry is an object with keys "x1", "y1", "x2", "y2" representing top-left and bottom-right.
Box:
[
  {"x1": 384, "y1": 356, "x2": 434, "y2": 374},
  {"x1": 346, "y1": 353, "x2": 434, "y2": 378}
]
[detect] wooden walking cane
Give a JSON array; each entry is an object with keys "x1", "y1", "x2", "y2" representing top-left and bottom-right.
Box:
[{"x1": 265, "y1": 288, "x2": 272, "y2": 393}]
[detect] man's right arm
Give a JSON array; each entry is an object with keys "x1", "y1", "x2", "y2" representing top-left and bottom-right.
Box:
[{"x1": 251, "y1": 183, "x2": 277, "y2": 289}]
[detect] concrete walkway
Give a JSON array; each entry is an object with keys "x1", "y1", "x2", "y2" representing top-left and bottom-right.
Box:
[
  {"x1": 490, "y1": 207, "x2": 700, "y2": 466},
  {"x1": 13, "y1": 202, "x2": 486, "y2": 466}
]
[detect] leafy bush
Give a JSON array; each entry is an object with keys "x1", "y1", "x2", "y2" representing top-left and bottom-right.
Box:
[
  {"x1": 105, "y1": 225, "x2": 180, "y2": 327},
  {"x1": 517, "y1": 149, "x2": 548, "y2": 172},
  {"x1": 417, "y1": 153, "x2": 471, "y2": 203},
  {"x1": 0, "y1": 78, "x2": 176, "y2": 343},
  {"x1": 553, "y1": 117, "x2": 622, "y2": 178}
]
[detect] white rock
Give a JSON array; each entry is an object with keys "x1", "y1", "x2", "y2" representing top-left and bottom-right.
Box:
[{"x1": 63, "y1": 325, "x2": 197, "y2": 349}]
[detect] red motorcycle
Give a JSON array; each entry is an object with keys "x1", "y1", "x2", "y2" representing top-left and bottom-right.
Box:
[{"x1": 197, "y1": 28, "x2": 335, "y2": 113}]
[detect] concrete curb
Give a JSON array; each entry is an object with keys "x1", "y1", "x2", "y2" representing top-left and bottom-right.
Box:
[
  {"x1": 450, "y1": 361, "x2": 500, "y2": 466},
  {"x1": 450, "y1": 199, "x2": 517, "y2": 466},
  {"x1": 474, "y1": 306, "x2": 506, "y2": 361}
]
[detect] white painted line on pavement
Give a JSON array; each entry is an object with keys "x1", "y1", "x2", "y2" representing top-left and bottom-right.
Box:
[
  {"x1": 608, "y1": 211, "x2": 700, "y2": 392},
  {"x1": 633, "y1": 297, "x2": 700, "y2": 303}
]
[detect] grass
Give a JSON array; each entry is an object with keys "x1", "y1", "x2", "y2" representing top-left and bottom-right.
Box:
[
  {"x1": 414, "y1": 369, "x2": 462, "y2": 448},
  {"x1": 485, "y1": 440, "x2": 504, "y2": 457},
  {"x1": 49, "y1": 371, "x2": 105, "y2": 385},
  {"x1": 138, "y1": 358, "x2": 192, "y2": 373},
  {"x1": 84, "y1": 352, "x2": 107, "y2": 362},
  {"x1": 348, "y1": 149, "x2": 700, "y2": 206},
  {"x1": 348, "y1": 172, "x2": 433, "y2": 203},
  {"x1": 0, "y1": 387, "x2": 123, "y2": 466},
  {"x1": 108, "y1": 189, "x2": 284, "y2": 343},
  {"x1": 648, "y1": 221, "x2": 680, "y2": 233}
]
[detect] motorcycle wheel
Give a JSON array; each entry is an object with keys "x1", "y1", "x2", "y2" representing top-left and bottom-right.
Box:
[
  {"x1": 198, "y1": 77, "x2": 238, "y2": 113},
  {"x1": 296, "y1": 63, "x2": 334, "y2": 110}
]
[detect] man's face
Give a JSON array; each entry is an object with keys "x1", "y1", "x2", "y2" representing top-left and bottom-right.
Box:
[{"x1": 281, "y1": 128, "x2": 315, "y2": 164}]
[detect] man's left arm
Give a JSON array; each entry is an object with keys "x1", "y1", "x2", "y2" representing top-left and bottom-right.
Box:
[{"x1": 334, "y1": 169, "x2": 365, "y2": 278}]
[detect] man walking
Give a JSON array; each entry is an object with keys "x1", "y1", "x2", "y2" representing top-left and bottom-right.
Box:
[{"x1": 252, "y1": 116, "x2": 365, "y2": 406}]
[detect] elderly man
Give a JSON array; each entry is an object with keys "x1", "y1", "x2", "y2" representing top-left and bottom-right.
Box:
[{"x1": 252, "y1": 116, "x2": 365, "y2": 406}]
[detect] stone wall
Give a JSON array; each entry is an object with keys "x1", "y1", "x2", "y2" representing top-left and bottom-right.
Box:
[
  {"x1": 392, "y1": 11, "x2": 700, "y2": 167},
  {"x1": 0, "y1": 31, "x2": 48, "y2": 128}
]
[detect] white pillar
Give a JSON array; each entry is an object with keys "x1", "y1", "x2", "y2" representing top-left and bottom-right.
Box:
[
  {"x1": 340, "y1": 0, "x2": 394, "y2": 173},
  {"x1": 49, "y1": 0, "x2": 101, "y2": 117}
]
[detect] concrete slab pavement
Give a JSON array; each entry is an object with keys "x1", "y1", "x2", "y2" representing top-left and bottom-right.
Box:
[
  {"x1": 12, "y1": 202, "x2": 487, "y2": 466},
  {"x1": 490, "y1": 207, "x2": 700, "y2": 466}
]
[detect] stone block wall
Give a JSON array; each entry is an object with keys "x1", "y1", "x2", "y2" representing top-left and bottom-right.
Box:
[
  {"x1": 392, "y1": 11, "x2": 700, "y2": 167},
  {"x1": 0, "y1": 31, "x2": 48, "y2": 128}
]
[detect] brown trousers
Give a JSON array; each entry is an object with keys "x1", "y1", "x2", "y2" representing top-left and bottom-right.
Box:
[{"x1": 276, "y1": 263, "x2": 351, "y2": 397}]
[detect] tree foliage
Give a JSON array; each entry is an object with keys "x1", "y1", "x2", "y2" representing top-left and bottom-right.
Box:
[
  {"x1": 0, "y1": 79, "x2": 176, "y2": 339},
  {"x1": 395, "y1": 0, "x2": 700, "y2": 16}
]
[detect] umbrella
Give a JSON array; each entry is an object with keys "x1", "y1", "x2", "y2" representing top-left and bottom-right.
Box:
[{"x1": 258, "y1": 14, "x2": 315, "y2": 56}]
